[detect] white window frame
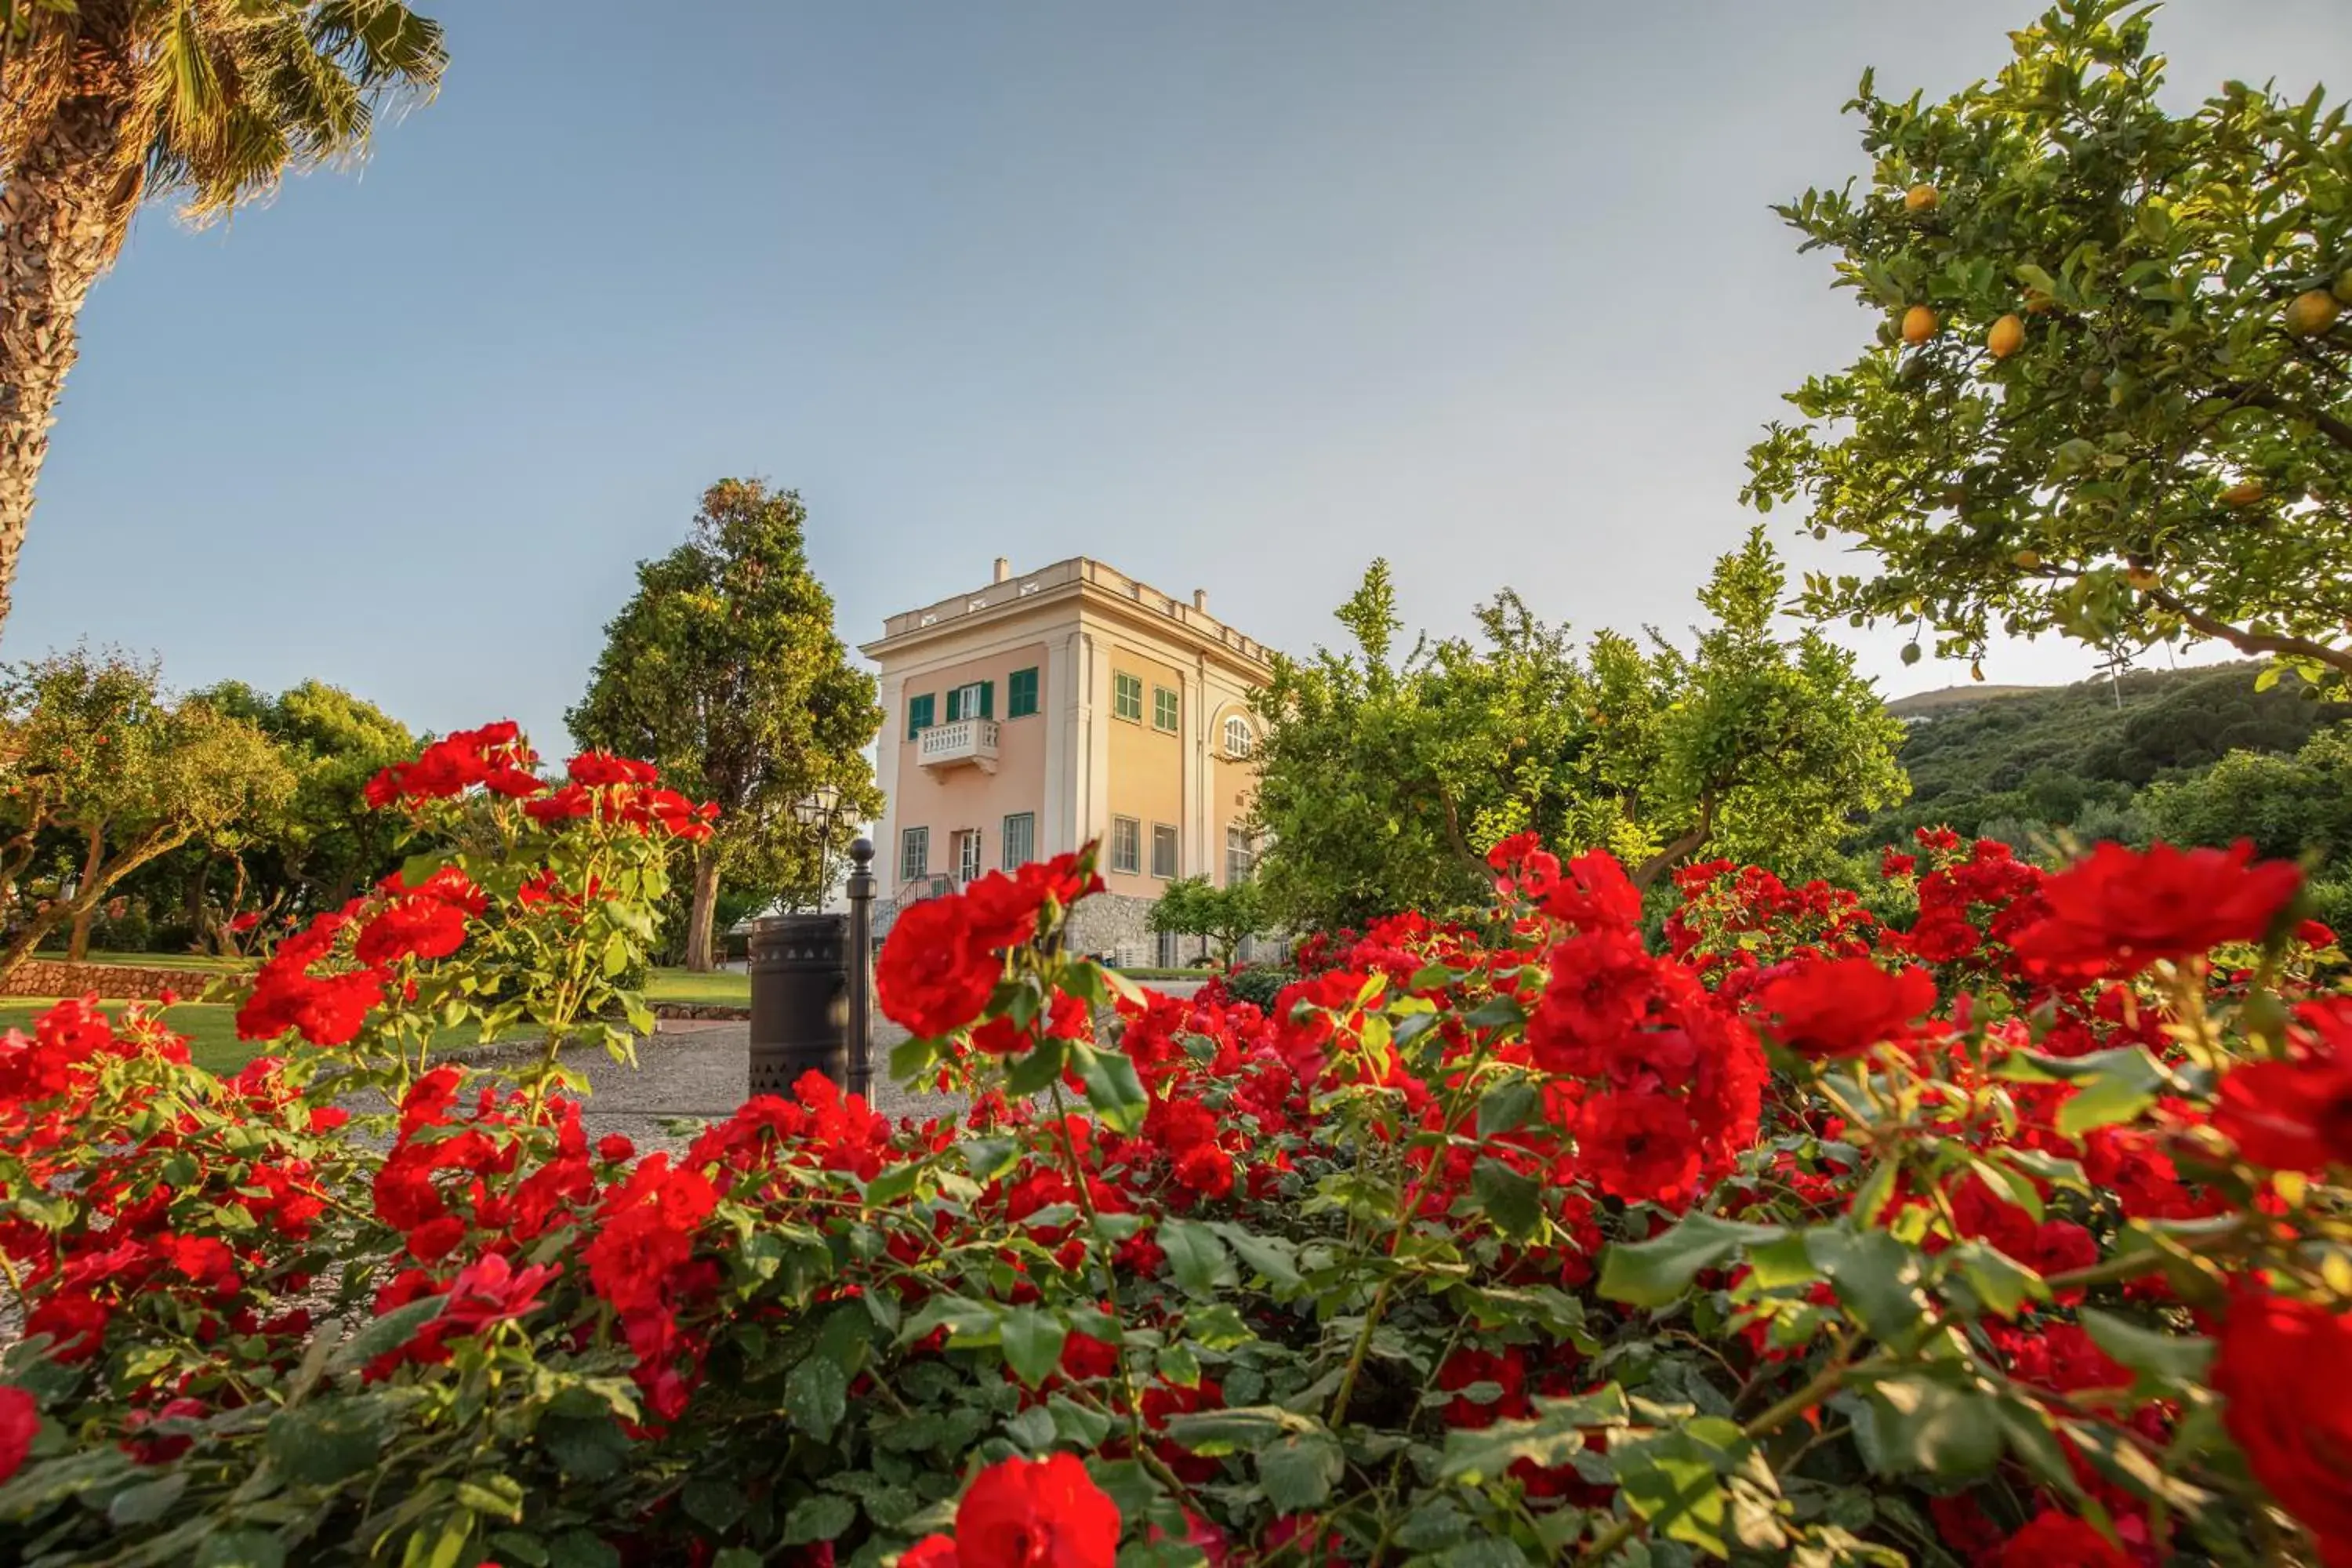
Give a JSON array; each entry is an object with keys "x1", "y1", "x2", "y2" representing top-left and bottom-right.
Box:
[
  {"x1": 901, "y1": 826, "x2": 929, "y2": 883},
  {"x1": 1112, "y1": 672, "x2": 1144, "y2": 724},
  {"x1": 1223, "y1": 715, "x2": 1254, "y2": 758},
  {"x1": 1225, "y1": 824, "x2": 1253, "y2": 885},
  {"x1": 1001, "y1": 812, "x2": 1035, "y2": 870},
  {"x1": 1110, "y1": 816, "x2": 1142, "y2": 876},
  {"x1": 956, "y1": 828, "x2": 982, "y2": 885},
  {"x1": 1151, "y1": 822, "x2": 1179, "y2": 879},
  {"x1": 1152, "y1": 685, "x2": 1179, "y2": 732}
]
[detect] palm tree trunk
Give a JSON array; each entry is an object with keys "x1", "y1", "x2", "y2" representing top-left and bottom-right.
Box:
[
  {"x1": 682, "y1": 845, "x2": 723, "y2": 973},
  {"x1": 0, "y1": 92, "x2": 137, "y2": 638}
]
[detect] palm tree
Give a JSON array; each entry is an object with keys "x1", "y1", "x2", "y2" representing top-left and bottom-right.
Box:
[{"x1": 0, "y1": 0, "x2": 445, "y2": 634}]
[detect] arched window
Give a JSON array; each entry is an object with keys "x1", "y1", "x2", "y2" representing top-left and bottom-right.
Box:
[{"x1": 1222, "y1": 714, "x2": 1254, "y2": 759}]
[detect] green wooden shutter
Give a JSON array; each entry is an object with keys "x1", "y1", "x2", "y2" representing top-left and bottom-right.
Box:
[
  {"x1": 980, "y1": 681, "x2": 995, "y2": 719},
  {"x1": 907, "y1": 694, "x2": 933, "y2": 739},
  {"x1": 946, "y1": 688, "x2": 963, "y2": 722}
]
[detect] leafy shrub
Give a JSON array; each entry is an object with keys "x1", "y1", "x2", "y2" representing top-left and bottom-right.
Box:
[
  {"x1": 2, "y1": 752, "x2": 2348, "y2": 1567},
  {"x1": 1211, "y1": 964, "x2": 1294, "y2": 1011}
]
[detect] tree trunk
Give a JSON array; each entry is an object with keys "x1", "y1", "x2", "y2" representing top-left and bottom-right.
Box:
[
  {"x1": 0, "y1": 83, "x2": 139, "y2": 640},
  {"x1": 1632, "y1": 793, "x2": 1717, "y2": 893},
  {"x1": 682, "y1": 845, "x2": 724, "y2": 973},
  {"x1": 66, "y1": 823, "x2": 103, "y2": 960},
  {"x1": 184, "y1": 851, "x2": 216, "y2": 942},
  {"x1": 0, "y1": 828, "x2": 183, "y2": 984},
  {"x1": 214, "y1": 856, "x2": 249, "y2": 956}
]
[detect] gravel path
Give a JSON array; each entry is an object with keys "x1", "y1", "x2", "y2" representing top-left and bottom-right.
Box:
[{"x1": 434, "y1": 979, "x2": 1210, "y2": 1156}]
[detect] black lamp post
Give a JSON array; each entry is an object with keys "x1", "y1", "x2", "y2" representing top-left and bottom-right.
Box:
[{"x1": 792, "y1": 783, "x2": 845, "y2": 912}]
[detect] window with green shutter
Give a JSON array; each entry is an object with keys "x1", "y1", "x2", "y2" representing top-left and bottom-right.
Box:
[
  {"x1": 1113, "y1": 672, "x2": 1144, "y2": 723},
  {"x1": 1007, "y1": 667, "x2": 1040, "y2": 718},
  {"x1": 980, "y1": 680, "x2": 994, "y2": 719},
  {"x1": 1153, "y1": 685, "x2": 1179, "y2": 731},
  {"x1": 906, "y1": 693, "x2": 935, "y2": 739}
]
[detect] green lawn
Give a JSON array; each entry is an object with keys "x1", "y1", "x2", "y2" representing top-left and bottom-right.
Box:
[
  {"x1": 646, "y1": 967, "x2": 750, "y2": 1007},
  {"x1": 0, "y1": 1000, "x2": 533, "y2": 1077},
  {"x1": 0, "y1": 956, "x2": 738, "y2": 1074},
  {"x1": 84, "y1": 949, "x2": 253, "y2": 974}
]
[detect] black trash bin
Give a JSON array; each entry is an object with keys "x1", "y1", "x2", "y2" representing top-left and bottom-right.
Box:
[{"x1": 747, "y1": 913, "x2": 849, "y2": 1094}]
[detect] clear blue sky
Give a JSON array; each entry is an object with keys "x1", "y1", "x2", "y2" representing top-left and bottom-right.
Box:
[{"x1": 14, "y1": 1, "x2": 2350, "y2": 749}]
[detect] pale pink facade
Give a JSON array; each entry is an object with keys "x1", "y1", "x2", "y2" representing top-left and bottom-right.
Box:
[{"x1": 859, "y1": 557, "x2": 1273, "y2": 960}]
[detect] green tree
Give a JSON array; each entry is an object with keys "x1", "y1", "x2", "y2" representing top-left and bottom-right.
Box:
[
  {"x1": 1745, "y1": 0, "x2": 2352, "y2": 690},
  {"x1": 0, "y1": 647, "x2": 292, "y2": 974},
  {"x1": 2143, "y1": 724, "x2": 2352, "y2": 867},
  {"x1": 1146, "y1": 874, "x2": 1269, "y2": 967},
  {"x1": 140, "y1": 678, "x2": 419, "y2": 949},
  {"x1": 569, "y1": 479, "x2": 884, "y2": 971},
  {"x1": 0, "y1": 0, "x2": 446, "y2": 635},
  {"x1": 1250, "y1": 531, "x2": 1907, "y2": 931}
]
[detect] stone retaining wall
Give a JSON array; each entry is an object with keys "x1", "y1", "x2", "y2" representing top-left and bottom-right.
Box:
[{"x1": 0, "y1": 960, "x2": 213, "y2": 1001}]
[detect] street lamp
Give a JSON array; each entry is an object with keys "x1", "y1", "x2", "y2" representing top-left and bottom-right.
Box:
[{"x1": 793, "y1": 783, "x2": 846, "y2": 912}]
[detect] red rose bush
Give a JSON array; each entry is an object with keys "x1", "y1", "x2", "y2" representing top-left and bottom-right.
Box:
[{"x1": 1, "y1": 740, "x2": 2348, "y2": 1568}]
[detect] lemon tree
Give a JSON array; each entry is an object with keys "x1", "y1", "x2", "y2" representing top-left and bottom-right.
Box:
[{"x1": 1746, "y1": 0, "x2": 2352, "y2": 689}]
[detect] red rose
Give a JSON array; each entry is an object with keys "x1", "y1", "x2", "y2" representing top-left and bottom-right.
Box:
[
  {"x1": 2013, "y1": 840, "x2": 2303, "y2": 979},
  {"x1": 23, "y1": 1290, "x2": 109, "y2": 1362},
  {"x1": 597, "y1": 1133, "x2": 637, "y2": 1163},
  {"x1": 877, "y1": 897, "x2": 1003, "y2": 1039},
  {"x1": 1529, "y1": 927, "x2": 1658, "y2": 1076},
  {"x1": 568, "y1": 750, "x2": 659, "y2": 787},
  {"x1": 954, "y1": 1453, "x2": 1120, "y2": 1568},
  {"x1": 1171, "y1": 1143, "x2": 1235, "y2": 1200},
  {"x1": 1014, "y1": 851, "x2": 1105, "y2": 910},
  {"x1": 0, "y1": 1385, "x2": 37, "y2": 1482},
  {"x1": 1994, "y1": 1509, "x2": 2128, "y2": 1568},
  {"x1": 356, "y1": 897, "x2": 470, "y2": 967},
  {"x1": 2212, "y1": 1290, "x2": 2352, "y2": 1566},
  {"x1": 524, "y1": 784, "x2": 596, "y2": 826},
  {"x1": 1575, "y1": 1088, "x2": 1700, "y2": 1204},
  {"x1": 2212, "y1": 1040, "x2": 2352, "y2": 1176},
  {"x1": 1747, "y1": 957, "x2": 1937, "y2": 1059},
  {"x1": 405, "y1": 1215, "x2": 469, "y2": 1264},
  {"x1": 899, "y1": 1539, "x2": 960, "y2": 1568}
]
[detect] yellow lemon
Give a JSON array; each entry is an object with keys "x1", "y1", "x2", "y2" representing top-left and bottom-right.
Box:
[
  {"x1": 1987, "y1": 314, "x2": 2025, "y2": 358},
  {"x1": 1904, "y1": 183, "x2": 1940, "y2": 214},
  {"x1": 1902, "y1": 305, "x2": 1938, "y2": 345},
  {"x1": 2285, "y1": 289, "x2": 2340, "y2": 336},
  {"x1": 2220, "y1": 479, "x2": 2267, "y2": 507}
]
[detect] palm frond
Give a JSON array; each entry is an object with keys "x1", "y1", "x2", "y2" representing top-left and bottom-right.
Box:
[{"x1": 4, "y1": 0, "x2": 445, "y2": 235}]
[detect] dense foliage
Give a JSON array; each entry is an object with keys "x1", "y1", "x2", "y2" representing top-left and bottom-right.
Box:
[
  {"x1": 1147, "y1": 877, "x2": 1270, "y2": 969},
  {"x1": 1745, "y1": 0, "x2": 2352, "y2": 691},
  {"x1": 570, "y1": 479, "x2": 885, "y2": 972},
  {"x1": 1858, "y1": 662, "x2": 2348, "y2": 844},
  {"x1": 3, "y1": 725, "x2": 2349, "y2": 1567},
  {"x1": 0, "y1": 648, "x2": 293, "y2": 971},
  {"x1": 1858, "y1": 663, "x2": 2352, "y2": 928},
  {"x1": 1249, "y1": 531, "x2": 1905, "y2": 931}
]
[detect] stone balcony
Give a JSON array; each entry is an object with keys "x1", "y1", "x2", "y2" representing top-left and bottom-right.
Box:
[{"x1": 917, "y1": 717, "x2": 1000, "y2": 773}]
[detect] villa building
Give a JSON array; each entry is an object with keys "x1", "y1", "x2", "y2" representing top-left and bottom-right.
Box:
[{"x1": 858, "y1": 557, "x2": 1275, "y2": 964}]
